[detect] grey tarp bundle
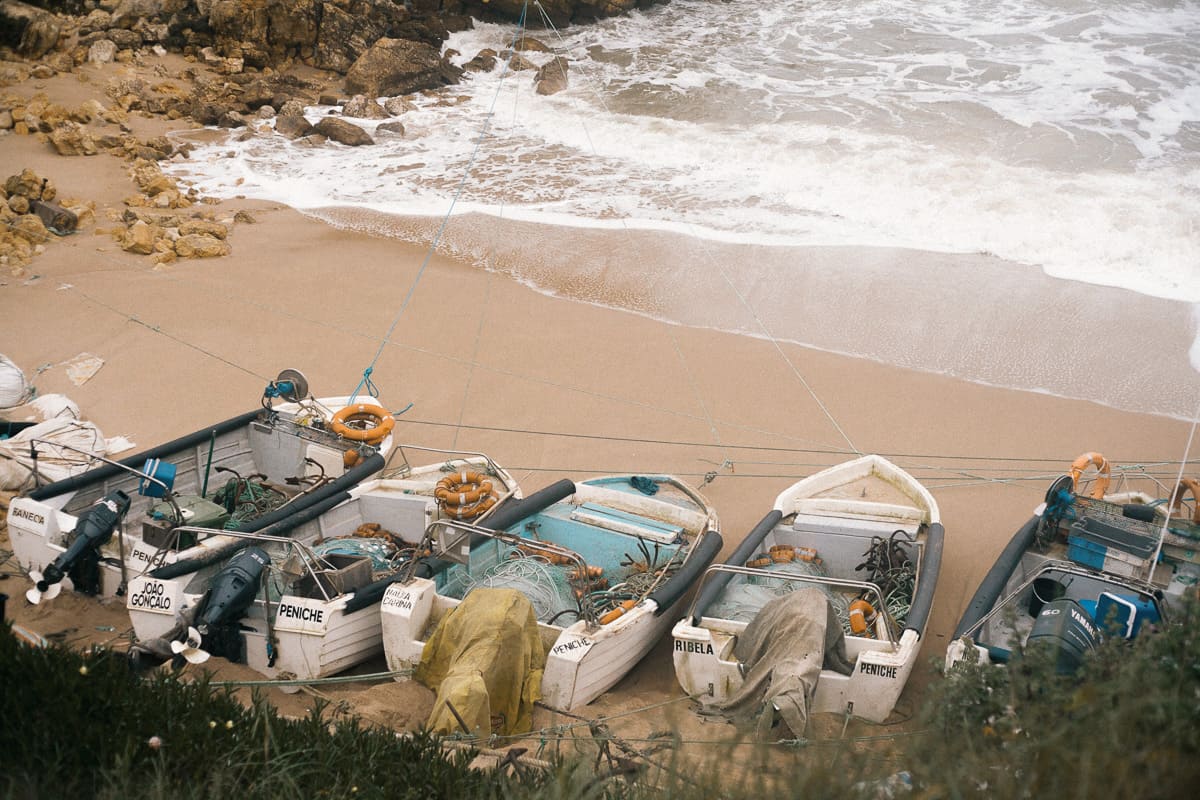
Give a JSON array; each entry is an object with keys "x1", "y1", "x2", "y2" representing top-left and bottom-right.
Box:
[{"x1": 701, "y1": 587, "x2": 854, "y2": 739}]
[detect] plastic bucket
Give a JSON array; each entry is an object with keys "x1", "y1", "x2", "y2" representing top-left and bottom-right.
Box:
[
  {"x1": 138, "y1": 458, "x2": 177, "y2": 498},
  {"x1": 1029, "y1": 577, "x2": 1067, "y2": 616}
]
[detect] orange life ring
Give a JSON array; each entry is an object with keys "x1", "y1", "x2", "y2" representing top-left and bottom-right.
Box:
[
  {"x1": 1169, "y1": 478, "x2": 1200, "y2": 524},
  {"x1": 329, "y1": 403, "x2": 394, "y2": 445},
  {"x1": 435, "y1": 471, "x2": 494, "y2": 505},
  {"x1": 1068, "y1": 452, "x2": 1110, "y2": 500},
  {"x1": 440, "y1": 494, "x2": 498, "y2": 520}
]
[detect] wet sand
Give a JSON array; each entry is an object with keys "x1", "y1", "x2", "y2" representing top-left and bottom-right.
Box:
[{"x1": 2, "y1": 55, "x2": 1197, "y2": 751}]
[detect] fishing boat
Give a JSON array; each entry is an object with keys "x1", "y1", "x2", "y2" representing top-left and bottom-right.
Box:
[
  {"x1": 380, "y1": 474, "x2": 723, "y2": 711},
  {"x1": 672, "y1": 454, "x2": 944, "y2": 726},
  {"x1": 7, "y1": 370, "x2": 396, "y2": 604},
  {"x1": 945, "y1": 453, "x2": 1198, "y2": 673},
  {"x1": 125, "y1": 449, "x2": 522, "y2": 680}
]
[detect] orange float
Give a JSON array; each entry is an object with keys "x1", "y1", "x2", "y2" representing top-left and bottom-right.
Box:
[
  {"x1": 329, "y1": 403, "x2": 394, "y2": 446},
  {"x1": 1169, "y1": 477, "x2": 1200, "y2": 524},
  {"x1": 1068, "y1": 452, "x2": 1111, "y2": 499},
  {"x1": 849, "y1": 599, "x2": 876, "y2": 636}
]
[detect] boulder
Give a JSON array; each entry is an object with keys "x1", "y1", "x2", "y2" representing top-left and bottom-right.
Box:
[
  {"x1": 120, "y1": 219, "x2": 156, "y2": 254},
  {"x1": 383, "y1": 96, "x2": 415, "y2": 116},
  {"x1": 274, "y1": 113, "x2": 314, "y2": 139},
  {"x1": 343, "y1": 94, "x2": 388, "y2": 119},
  {"x1": 345, "y1": 37, "x2": 447, "y2": 97},
  {"x1": 179, "y1": 219, "x2": 228, "y2": 240},
  {"x1": 0, "y1": 0, "x2": 62, "y2": 59},
  {"x1": 534, "y1": 57, "x2": 569, "y2": 95},
  {"x1": 48, "y1": 121, "x2": 99, "y2": 156},
  {"x1": 376, "y1": 121, "x2": 405, "y2": 136},
  {"x1": 174, "y1": 233, "x2": 230, "y2": 258},
  {"x1": 88, "y1": 39, "x2": 117, "y2": 64},
  {"x1": 315, "y1": 1, "x2": 408, "y2": 74},
  {"x1": 312, "y1": 116, "x2": 373, "y2": 146},
  {"x1": 11, "y1": 214, "x2": 48, "y2": 245}
]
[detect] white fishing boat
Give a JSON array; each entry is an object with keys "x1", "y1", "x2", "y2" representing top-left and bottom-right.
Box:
[
  {"x1": 945, "y1": 453, "x2": 1196, "y2": 673},
  {"x1": 125, "y1": 450, "x2": 522, "y2": 680},
  {"x1": 7, "y1": 370, "x2": 396, "y2": 604},
  {"x1": 380, "y1": 475, "x2": 723, "y2": 711},
  {"x1": 672, "y1": 454, "x2": 943, "y2": 727}
]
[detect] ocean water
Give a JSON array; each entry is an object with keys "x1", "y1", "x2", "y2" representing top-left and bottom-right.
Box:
[{"x1": 165, "y1": 0, "x2": 1200, "y2": 419}]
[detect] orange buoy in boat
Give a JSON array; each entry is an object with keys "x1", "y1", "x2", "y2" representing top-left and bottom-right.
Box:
[
  {"x1": 849, "y1": 599, "x2": 876, "y2": 636},
  {"x1": 1068, "y1": 452, "x2": 1110, "y2": 499}
]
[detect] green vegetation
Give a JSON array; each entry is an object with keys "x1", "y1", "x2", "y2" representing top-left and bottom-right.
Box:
[{"x1": 3, "y1": 600, "x2": 1199, "y2": 800}]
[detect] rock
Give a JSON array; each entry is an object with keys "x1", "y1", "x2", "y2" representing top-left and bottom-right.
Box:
[
  {"x1": 105, "y1": 29, "x2": 142, "y2": 51},
  {"x1": 345, "y1": 38, "x2": 448, "y2": 98},
  {"x1": 278, "y1": 99, "x2": 305, "y2": 116},
  {"x1": 383, "y1": 96, "x2": 415, "y2": 116},
  {"x1": 376, "y1": 121, "x2": 405, "y2": 136},
  {"x1": 218, "y1": 110, "x2": 248, "y2": 128},
  {"x1": 120, "y1": 219, "x2": 156, "y2": 254},
  {"x1": 5, "y1": 169, "x2": 50, "y2": 200},
  {"x1": 273, "y1": 113, "x2": 313, "y2": 139},
  {"x1": 317, "y1": 93, "x2": 341, "y2": 107},
  {"x1": 179, "y1": 219, "x2": 228, "y2": 240},
  {"x1": 343, "y1": 94, "x2": 388, "y2": 119},
  {"x1": 312, "y1": 117, "x2": 373, "y2": 146},
  {"x1": 0, "y1": 110, "x2": 12, "y2": 130},
  {"x1": 534, "y1": 57, "x2": 570, "y2": 95},
  {"x1": 12, "y1": 214, "x2": 50, "y2": 244},
  {"x1": 314, "y1": 1, "x2": 408, "y2": 74},
  {"x1": 48, "y1": 122, "x2": 99, "y2": 156},
  {"x1": 255, "y1": 105, "x2": 276, "y2": 119},
  {"x1": 174, "y1": 233, "x2": 230, "y2": 258},
  {"x1": 514, "y1": 37, "x2": 553, "y2": 54},
  {"x1": 7, "y1": 195, "x2": 29, "y2": 214},
  {"x1": 464, "y1": 49, "x2": 497, "y2": 73},
  {"x1": 0, "y1": 0, "x2": 62, "y2": 59}
]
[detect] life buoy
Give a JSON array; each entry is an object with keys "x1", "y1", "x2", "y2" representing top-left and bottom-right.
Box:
[
  {"x1": 440, "y1": 494, "x2": 498, "y2": 520},
  {"x1": 329, "y1": 404, "x2": 394, "y2": 445},
  {"x1": 1169, "y1": 478, "x2": 1200, "y2": 524},
  {"x1": 435, "y1": 470, "x2": 498, "y2": 520},
  {"x1": 435, "y1": 471, "x2": 494, "y2": 505},
  {"x1": 1068, "y1": 452, "x2": 1110, "y2": 500}
]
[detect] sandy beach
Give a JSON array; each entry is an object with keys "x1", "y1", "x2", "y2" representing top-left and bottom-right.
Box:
[{"x1": 2, "y1": 51, "x2": 1197, "y2": 751}]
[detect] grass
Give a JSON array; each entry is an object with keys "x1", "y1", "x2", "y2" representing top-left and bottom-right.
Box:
[{"x1": 2, "y1": 596, "x2": 1199, "y2": 799}]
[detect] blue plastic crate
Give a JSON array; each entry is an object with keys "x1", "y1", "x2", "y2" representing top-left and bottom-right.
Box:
[{"x1": 1068, "y1": 536, "x2": 1106, "y2": 570}]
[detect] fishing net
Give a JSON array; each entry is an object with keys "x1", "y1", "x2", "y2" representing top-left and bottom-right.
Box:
[
  {"x1": 457, "y1": 549, "x2": 580, "y2": 625},
  {"x1": 708, "y1": 560, "x2": 851, "y2": 627}
]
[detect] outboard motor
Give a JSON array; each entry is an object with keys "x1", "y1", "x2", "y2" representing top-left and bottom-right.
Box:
[
  {"x1": 1027, "y1": 598, "x2": 1102, "y2": 674},
  {"x1": 171, "y1": 547, "x2": 270, "y2": 665},
  {"x1": 27, "y1": 490, "x2": 131, "y2": 604}
]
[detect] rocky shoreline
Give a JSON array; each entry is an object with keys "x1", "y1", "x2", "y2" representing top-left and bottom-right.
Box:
[{"x1": 0, "y1": 0, "x2": 627, "y2": 275}]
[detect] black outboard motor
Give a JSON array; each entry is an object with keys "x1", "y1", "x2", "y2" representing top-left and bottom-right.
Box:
[
  {"x1": 27, "y1": 490, "x2": 131, "y2": 604},
  {"x1": 195, "y1": 547, "x2": 270, "y2": 632},
  {"x1": 1027, "y1": 598, "x2": 1102, "y2": 674},
  {"x1": 173, "y1": 547, "x2": 271, "y2": 665}
]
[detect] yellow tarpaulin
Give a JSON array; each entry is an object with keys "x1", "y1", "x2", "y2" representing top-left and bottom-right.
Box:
[{"x1": 416, "y1": 588, "x2": 546, "y2": 737}]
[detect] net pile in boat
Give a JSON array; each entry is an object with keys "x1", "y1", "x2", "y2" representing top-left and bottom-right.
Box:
[
  {"x1": 458, "y1": 549, "x2": 579, "y2": 624},
  {"x1": 708, "y1": 560, "x2": 850, "y2": 626}
]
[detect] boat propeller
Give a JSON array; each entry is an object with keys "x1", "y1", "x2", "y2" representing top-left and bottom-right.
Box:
[
  {"x1": 170, "y1": 626, "x2": 210, "y2": 665},
  {"x1": 26, "y1": 490, "x2": 131, "y2": 605},
  {"x1": 164, "y1": 546, "x2": 271, "y2": 666}
]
